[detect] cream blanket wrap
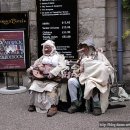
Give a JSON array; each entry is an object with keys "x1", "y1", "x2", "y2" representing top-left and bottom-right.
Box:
[{"x1": 79, "y1": 52, "x2": 114, "y2": 113}]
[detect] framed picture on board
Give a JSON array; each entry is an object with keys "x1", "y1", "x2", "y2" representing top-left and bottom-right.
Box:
[{"x1": 0, "y1": 30, "x2": 27, "y2": 71}]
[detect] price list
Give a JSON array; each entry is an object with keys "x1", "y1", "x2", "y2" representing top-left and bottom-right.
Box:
[{"x1": 36, "y1": 0, "x2": 78, "y2": 60}]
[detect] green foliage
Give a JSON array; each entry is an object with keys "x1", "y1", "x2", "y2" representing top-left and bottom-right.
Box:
[
  {"x1": 122, "y1": 29, "x2": 130, "y2": 39},
  {"x1": 122, "y1": 0, "x2": 130, "y2": 39},
  {"x1": 123, "y1": 0, "x2": 130, "y2": 10}
]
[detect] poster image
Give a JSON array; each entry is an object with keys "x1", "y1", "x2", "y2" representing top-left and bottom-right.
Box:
[{"x1": 0, "y1": 30, "x2": 26, "y2": 70}]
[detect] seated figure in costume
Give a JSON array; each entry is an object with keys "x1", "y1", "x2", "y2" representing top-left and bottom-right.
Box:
[
  {"x1": 27, "y1": 40, "x2": 66, "y2": 117},
  {"x1": 67, "y1": 36, "x2": 114, "y2": 116}
]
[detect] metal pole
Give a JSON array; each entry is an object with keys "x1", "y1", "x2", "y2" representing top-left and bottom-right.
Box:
[
  {"x1": 5, "y1": 72, "x2": 9, "y2": 89},
  {"x1": 117, "y1": 0, "x2": 123, "y2": 82},
  {"x1": 17, "y1": 71, "x2": 20, "y2": 89}
]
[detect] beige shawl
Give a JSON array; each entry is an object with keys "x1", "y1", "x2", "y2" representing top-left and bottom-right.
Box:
[{"x1": 79, "y1": 52, "x2": 114, "y2": 113}]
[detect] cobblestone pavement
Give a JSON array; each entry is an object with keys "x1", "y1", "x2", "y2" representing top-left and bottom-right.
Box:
[{"x1": 0, "y1": 84, "x2": 130, "y2": 130}]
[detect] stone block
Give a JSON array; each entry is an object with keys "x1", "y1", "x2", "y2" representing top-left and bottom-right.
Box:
[
  {"x1": 79, "y1": 20, "x2": 94, "y2": 40},
  {"x1": 29, "y1": 39, "x2": 38, "y2": 60},
  {"x1": 2, "y1": 0, "x2": 10, "y2": 2},
  {"x1": 78, "y1": 0, "x2": 94, "y2": 9},
  {"x1": 106, "y1": 0, "x2": 117, "y2": 8},
  {"x1": 94, "y1": 0, "x2": 105, "y2": 8},
  {"x1": 106, "y1": 18, "x2": 117, "y2": 36},
  {"x1": 106, "y1": 7, "x2": 117, "y2": 18},
  {"x1": 106, "y1": 44, "x2": 117, "y2": 52},
  {"x1": 9, "y1": 0, "x2": 20, "y2": 2},
  {"x1": 30, "y1": 39, "x2": 37, "y2": 51},
  {"x1": 123, "y1": 18, "x2": 130, "y2": 32},
  {"x1": 94, "y1": 37, "x2": 105, "y2": 48},
  {"x1": 124, "y1": 37, "x2": 130, "y2": 50},
  {"x1": 21, "y1": 0, "x2": 36, "y2": 11},
  {"x1": 29, "y1": 24, "x2": 37, "y2": 39},
  {"x1": 30, "y1": 20, "x2": 37, "y2": 25},
  {"x1": 9, "y1": 1, "x2": 21, "y2": 11},
  {"x1": 123, "y1": 66, "x2": 130, "y2": 74},
  {"x1": 106, "y1": 36, "x2": 118, "y2": 45},
  {"x1": 94, "y1": 19, "x2": 105, "y2": 37},
  {"x1": 123, "y1": 72, "x2": 130, "y2": 81},
  {"x1": 1, "y1": 2, "x2": 10, "y2": 11},
  {"x1": 123, "y1": 58, "x2": 130, "y2": 65},
  {"x1": 29, "y1": 11, "x2": 36, "y2": 21},
  {"x1": 1, "y1": 0, "x2": 21, "y2": 11},
  {"x1": 106, "y1": 50, "x2": 117, "y2": 65},
  {"x1": 123, "y1": 51, "x2": 130, "y2": 58},
  {"x1": 79, "y1": 8, "x2": 105, "y2": 18}
]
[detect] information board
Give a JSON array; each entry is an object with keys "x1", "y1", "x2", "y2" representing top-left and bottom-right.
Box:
[
  {"x1": 36, "y1": 0, "x2": 78, "y2": 60},
  {"x1": 0, "y1": 12, "x2": 29, "y2": 71}
]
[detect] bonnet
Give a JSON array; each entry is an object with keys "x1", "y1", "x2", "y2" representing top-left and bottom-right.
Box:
[
  {"x1": 79, "y1": 35, "x2": 95, "y2": 49},
  {"x1": 41, "y1": 40, "x2": 57, "y2": 55}
]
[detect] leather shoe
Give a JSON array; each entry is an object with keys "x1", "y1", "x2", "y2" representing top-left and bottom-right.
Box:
[
  {"x1": 68, "y1": 100, "x2": 81, "y2": 114},
  {"x1": 28, "y1": 105, "x2": 36, "y2": 112},
  {"x1": 93, "y1": 107, "x2": 102, "y2": 116},
  {"x1": 47, "y1": 105, "x2": 57, "y2": 117}
]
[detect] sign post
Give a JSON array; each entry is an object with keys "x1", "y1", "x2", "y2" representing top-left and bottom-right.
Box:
[
  {"x1": 0, "y1": 12, "x2": 29, "y2": 94},
  {"x1": 0, "y1": 12, "x2": 29, "y2": 71}
]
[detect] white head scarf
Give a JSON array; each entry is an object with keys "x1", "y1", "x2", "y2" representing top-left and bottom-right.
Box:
[
  {"x1": 41, "y1": 40, "x2": 57, "y2": 56},
  {"x1": 79, "y1": 35, "x2": 95, "y2": 49},
  {"x1": 78, "y1": 36, "x2": 97, "y2": 59}
]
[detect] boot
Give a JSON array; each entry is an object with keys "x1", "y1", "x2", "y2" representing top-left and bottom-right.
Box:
[
  {"x1": 92, "y1": 101, "x2": 102, "y2": 116},
  {"x1": 92, "y1": 88, "x2": 102, "y2": 116},
  {"x1": 93, "y1": 107, "x2": 102, "y2": 116},
  {"x1": 28, "y1": 105, "x2": 36, "y2": 112},
  {"x1": 68, "y1": 100, "x2": 81, "y2": 114},
  {"x1": 47, "y1": 105, "x2": 58, "y2": 117},
  {"x1": 84, "y1": 100, "x2": 91, "y2": 113}
]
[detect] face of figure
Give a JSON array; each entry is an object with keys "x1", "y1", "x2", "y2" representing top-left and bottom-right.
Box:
[
  {"x1": 78, "y1": 44, "x2": 89, "y2": 55},
  {"x1": 43, "y1": 45, "x2": 52, "y2": 55}
]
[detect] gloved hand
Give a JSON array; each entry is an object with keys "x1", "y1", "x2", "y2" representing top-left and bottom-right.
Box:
[
  {"x1": 27, "y1": 66, "x2": 33, "y2": 72},
  {"x1": 48, "y1": 73, "x2": 55, "y2": 79}
]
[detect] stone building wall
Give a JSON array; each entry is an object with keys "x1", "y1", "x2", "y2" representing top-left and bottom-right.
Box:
[
  {"x1": 0, "y1": 0, "x2": 130, "y2": 91},
  {"x1": 0, "y1": 0, "x2": 106, "y2": 63},
  {"x1": 106, "y1": 0, "x2": 117, "y2": 64},
  {"x1": 106, "y1": 0, "x2": 130, "y2": 90},
  {"x1": 78, "y1": 0, "x2": 106, "y2": 50},
  {"x1": 122, "y1": 9, "x2": 130, "y2": 83}
]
